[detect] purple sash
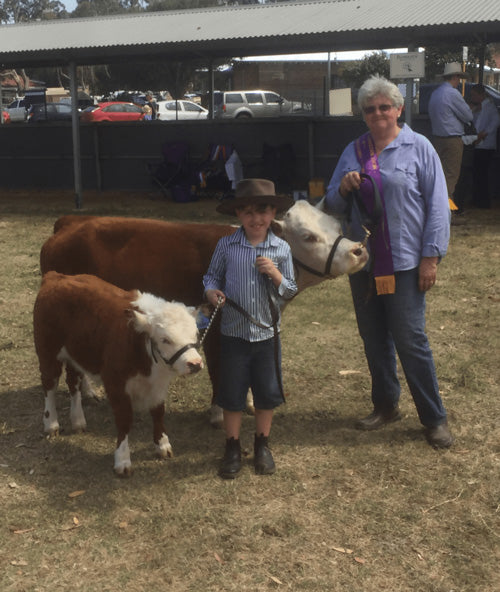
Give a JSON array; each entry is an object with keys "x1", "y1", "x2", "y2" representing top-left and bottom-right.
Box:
[{"x1": 354, "y1": 133, "x2": 395, "y2": 295}]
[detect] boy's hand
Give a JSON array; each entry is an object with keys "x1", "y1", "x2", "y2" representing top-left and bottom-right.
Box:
[
  {"x1": 205, "y1": 289, "x2": 225, "y2": 307},
  {"x1": 256, "y1": 256, "x2": 282, "y2": 286}
]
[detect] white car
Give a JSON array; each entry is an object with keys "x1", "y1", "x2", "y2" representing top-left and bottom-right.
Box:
[{"x1": 156, "y1": 100, "x2": 208, "y2": 121}]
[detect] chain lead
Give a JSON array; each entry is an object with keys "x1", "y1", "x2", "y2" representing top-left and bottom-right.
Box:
[{"x1": 199, "y1": 297, "x2": 223, "y2": 346}]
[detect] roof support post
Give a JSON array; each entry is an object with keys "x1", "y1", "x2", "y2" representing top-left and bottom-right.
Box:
[
  {"x1": 69, "y1": 61, "x2": 83, "y2": 209},
  {"x1": 208, "y1": 60, "x2": 215, "y2": 119},
  {"x1": 404, "y1": 44, "x2": 415, "y2": 128}
]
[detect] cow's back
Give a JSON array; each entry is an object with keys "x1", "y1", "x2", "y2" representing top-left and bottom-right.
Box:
[
  {"x1": 41, "y1": 216, "x2": 236, "y2": 305},
  {"x1": 34, "y1": 271, "x2": 142, "y2": 376}
]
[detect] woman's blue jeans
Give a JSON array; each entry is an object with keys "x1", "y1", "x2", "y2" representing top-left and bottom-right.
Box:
[{"x1": 349, "y1": 268, "x2": 447, "y2": 428}]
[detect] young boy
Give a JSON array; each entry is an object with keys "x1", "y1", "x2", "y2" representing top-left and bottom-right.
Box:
[{"x1": 203, "y1": 178, "x2": 297, "y2": 479}]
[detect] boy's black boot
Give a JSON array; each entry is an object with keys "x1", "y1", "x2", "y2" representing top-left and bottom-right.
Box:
[
  {"x1": 219, "y1": 437, "x2": 241, "y2": 479},
  {"x1": 254, "y1": 433, "x2": 276, "y2": 475}
]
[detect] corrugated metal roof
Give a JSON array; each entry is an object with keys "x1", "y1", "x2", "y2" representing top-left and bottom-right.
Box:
[{"x1": 1, "y1": 0, "x2": 499, "y2": 67}]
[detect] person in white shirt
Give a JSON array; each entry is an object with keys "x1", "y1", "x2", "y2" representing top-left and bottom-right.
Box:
[{"x1": 469, "y1": 84, "x2": 500, "y2": 209}]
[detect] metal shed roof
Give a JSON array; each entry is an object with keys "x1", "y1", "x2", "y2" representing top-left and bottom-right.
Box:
[{"x1": 0, "y1": 0, "x2": 500, "y2": 68}]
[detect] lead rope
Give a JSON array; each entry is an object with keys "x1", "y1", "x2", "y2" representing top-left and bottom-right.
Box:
[{"x1": 198, "y1": 297, "x2": 223, "y2": 347}]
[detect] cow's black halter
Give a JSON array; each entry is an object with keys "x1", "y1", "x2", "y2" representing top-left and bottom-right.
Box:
[
  {"x1": 292, "y1": 234, "x2": 345, "y2": 279},
  {"x1": 150, "y1": 340, "x2": 199, "y2": 367}
]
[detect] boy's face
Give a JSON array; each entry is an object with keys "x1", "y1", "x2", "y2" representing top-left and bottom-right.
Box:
[{"x1": 236, "y1": 203, "x2": 277, "y2": 241}]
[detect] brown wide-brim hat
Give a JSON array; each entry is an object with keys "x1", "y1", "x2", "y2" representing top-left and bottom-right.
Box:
[{"x1": 216, "y1": 178, "x2": 294, "y2": 216}]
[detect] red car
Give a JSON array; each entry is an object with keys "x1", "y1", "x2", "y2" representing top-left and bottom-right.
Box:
[
  {"x1": 80, "y1": 101, "x2": 145, "y2": 123},
  {"x1": 1, "y1": 110, "x2": 11, "y2": 124}
]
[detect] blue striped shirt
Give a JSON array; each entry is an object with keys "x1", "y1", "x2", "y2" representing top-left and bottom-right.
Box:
[{"x1": 203, "y1": 226, "x2": 297, "y2": 341}]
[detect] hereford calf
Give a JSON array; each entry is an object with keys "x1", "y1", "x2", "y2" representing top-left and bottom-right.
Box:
[{"x1": 33, "y1": 271, "x2": 203, "y2": 476}]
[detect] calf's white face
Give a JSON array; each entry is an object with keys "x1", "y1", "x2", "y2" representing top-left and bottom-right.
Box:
[
  {"x1": 131, "y1": 294, "x2": 203, "y2": 375},
  {"x1": 272, "y1": 200, "x2": 368, "y2": 285}
]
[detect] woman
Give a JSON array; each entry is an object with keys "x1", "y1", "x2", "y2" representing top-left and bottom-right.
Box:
[{"x1": 325, "y1": 76, "x2": 453, "y2": 448}]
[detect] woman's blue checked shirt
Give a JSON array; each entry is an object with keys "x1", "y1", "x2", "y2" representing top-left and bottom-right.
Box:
[{"x1": 203, "y1": 226, "x2": 298, "y2": 342}]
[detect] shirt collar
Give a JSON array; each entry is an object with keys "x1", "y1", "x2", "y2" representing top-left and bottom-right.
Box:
[{"x1": 229, "y1": 225, "x2": 280, "y2": 248}]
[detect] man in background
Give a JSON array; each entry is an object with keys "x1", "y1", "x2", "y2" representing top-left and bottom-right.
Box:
[
  {"x1": 469, "y1": 84, "x2": 500, "y2": 209},
  {"x1": 428, "y1": 62, "x2": 474, "y2": 212}
]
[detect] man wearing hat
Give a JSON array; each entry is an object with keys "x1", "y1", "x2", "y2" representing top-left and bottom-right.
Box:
[
  {"x1": 428, "y1": 62, "x2": 474, "y2": 211},
  {"x1": 203, "y1": 179, "x2": 297, "y2": 479}
]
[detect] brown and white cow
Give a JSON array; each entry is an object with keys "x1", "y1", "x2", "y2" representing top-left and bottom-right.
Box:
[
  {"x1": 40, "y1": 202, "x2": 368, "y2": 425},
  {"x1": 33, "y1": 271, "x2": 203, "y2": 475}
]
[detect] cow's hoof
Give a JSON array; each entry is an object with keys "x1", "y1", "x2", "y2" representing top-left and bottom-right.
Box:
[
  {"x1": 114, "y1": 465, "x2": 133, "y2": 477},
  {"x1": 156, "y1": 434, "x2": 173, "y2": 458},
  {"x1": 44, "y1": 426, "x2": 60, "y2": 438},
  {"x1": 245, "y1": 391, "x2": 255, "y2": 416},
  {"x1": 210, "y1": 404, "x2": 224, "y2": 429}
]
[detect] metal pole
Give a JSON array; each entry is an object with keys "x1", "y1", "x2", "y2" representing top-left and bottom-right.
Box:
[
  {"x1": 404, "y1": 44, "x2": 415, "y2": 128},
  {"x1": 69, "y1": 61, "x2": 83, "y2": 209}
]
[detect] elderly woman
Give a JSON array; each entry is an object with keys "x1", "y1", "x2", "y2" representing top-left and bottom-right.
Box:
[{"x1": 325, "y1": 75, "x2": 453, "y2": 448}]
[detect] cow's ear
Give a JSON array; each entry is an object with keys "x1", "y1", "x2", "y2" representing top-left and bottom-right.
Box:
[
  {"x1": 127, "y1": 309, "x2": 152, "y2": 334},
  {"x1": 271, "y1": 219, "x2": 283, "y2": 237}
]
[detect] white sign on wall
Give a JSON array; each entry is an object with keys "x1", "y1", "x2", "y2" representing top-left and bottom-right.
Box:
[{"x1": 390, "y1": 52, "x2": 425, "y2": 79}]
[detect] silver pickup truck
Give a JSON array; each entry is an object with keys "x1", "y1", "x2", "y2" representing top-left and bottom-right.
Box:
[{"x1": 6, "y1": 98, "x2": 30, "y2": 122}]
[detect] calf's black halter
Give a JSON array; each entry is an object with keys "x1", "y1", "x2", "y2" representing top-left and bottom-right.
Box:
[{"x1": 150, "y1": 340, "x2": 199, "y2": 367}]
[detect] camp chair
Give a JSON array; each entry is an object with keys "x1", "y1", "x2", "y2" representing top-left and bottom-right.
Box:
[
  {"x1": 147, "y1": 141, "x2": 195, "y2": 201},
  {"x1": 196, "y1": 143, "x2": 242, "y2": 199}
]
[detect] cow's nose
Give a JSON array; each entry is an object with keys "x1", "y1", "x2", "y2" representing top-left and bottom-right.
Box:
[
  {"x1": 353, "y1": 246, "x2": 364, "y2": 256},
  {"x1": 188, "y1": 361, "x2": 203, "y2": 374}
]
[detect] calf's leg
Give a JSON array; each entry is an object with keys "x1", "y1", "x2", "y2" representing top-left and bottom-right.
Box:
[
  {"x1": 65, "y1": 365, "x2": 87, "y2": 433},
  {"x1": 150, "y1": 403, "x2": 173, "y2": 459},
  {"x1": 39, "y1": 358, "x2": 63, "y2": 436},
  {"x1": 108, "y1": 392, "x2": 134, "y2": 476}
]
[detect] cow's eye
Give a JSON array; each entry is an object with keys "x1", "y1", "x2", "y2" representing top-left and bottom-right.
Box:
[
  {"x1": 162, "y1": 337, "x2": 172, "y2": 345},
  {"x1": 304, "y1": 234, "x2": 318, "y2": 243}
]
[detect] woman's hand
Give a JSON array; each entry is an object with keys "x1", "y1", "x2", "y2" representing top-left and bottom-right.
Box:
[
  {"x1": 339, "y1": 171, "x2": 362, "y2": 198},
  {"x1": 419, "y1": 257, "x2": 438, "y2": 292},
  {"x1": 205, "y1": 288, "x2": 225, "y2": 307}
]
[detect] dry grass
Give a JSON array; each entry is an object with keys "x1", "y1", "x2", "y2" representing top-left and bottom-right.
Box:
[{"x1": 0, "y1": 190, "x2": 499, "y2": 592}]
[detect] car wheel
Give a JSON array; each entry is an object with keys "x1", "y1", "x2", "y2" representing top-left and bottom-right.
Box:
[{"x1": 235, "y1": 113, "x2": 252, "y2": 119}]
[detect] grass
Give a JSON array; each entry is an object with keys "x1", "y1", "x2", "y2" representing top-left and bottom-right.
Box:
[{"x1": 0, "y1": 189, "x2": 499, "y2": 591}]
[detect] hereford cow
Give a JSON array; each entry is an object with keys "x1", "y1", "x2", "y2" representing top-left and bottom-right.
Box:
[
  {"x1": 33, "y1": 271, "x2": 203, "y2": 476},
  {"x1": 40, "y1": 201, "x2": 368, "y2": 425}
]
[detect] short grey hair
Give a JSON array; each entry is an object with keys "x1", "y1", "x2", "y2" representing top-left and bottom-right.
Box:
[{"x1": 357, "y1": 75, "x2": 404, "y2": 111}]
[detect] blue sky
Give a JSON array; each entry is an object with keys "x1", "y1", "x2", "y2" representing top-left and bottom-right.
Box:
[{"x1": 63, "y1": 0, "x2": 78, "y2": 11}]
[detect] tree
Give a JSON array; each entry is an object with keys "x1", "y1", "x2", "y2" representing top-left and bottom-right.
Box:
[
  {"x1": 341, "y1": 51, "x2": 390, "y2": 88},
  {"x1": 423, "y1": 44, "x2": 496, "y2": 81},
  {"x1": 0, "y1": 0, "x2": 67, "y2": 23}
]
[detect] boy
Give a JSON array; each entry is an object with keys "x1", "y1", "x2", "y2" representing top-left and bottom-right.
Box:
[{"x1": 203, "y1": 178, "x2": 297, "y2": 479}]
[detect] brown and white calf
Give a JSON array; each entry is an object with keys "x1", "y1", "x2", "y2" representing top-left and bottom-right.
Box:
[{"x1": 33, "y1": 271, "x2": 203, "y2": 476}]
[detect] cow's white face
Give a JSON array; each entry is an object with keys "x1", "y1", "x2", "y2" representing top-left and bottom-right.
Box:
[
  {"x1": 272, "y1": 200, "x2": 368, "y2": 289},
  {"x1": 131, "y1": 294, "x2": 203, "y2": 375}
]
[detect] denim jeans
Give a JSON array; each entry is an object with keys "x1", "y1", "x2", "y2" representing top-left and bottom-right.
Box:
[{"x1": 349, "y1": 268, "x2": 447, "y2": 428}]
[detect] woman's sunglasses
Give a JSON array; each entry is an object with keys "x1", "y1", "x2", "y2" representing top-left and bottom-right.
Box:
[{"x1": 362, "y1": 104, "x2": 395, "y2": 114}]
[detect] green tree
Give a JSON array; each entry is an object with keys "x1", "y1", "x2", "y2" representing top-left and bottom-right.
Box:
[
  {"x1": 341, "y1": 51, "x2": 390, "y2": 88},
  {"x1": 0, "y1": 0, "x2": 67, "y2": 23},
  {"x1": 423, "y1": 44, "x2": 496, "y2": 81}
]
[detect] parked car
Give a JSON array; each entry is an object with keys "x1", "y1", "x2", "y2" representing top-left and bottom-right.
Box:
[
  {"x1": 80, "y1": 102, "x2": 145, "y2": 123},
  {"x1": 156, "y1": 99, "x2": 208, "y2": 121},
  {"x1": 6, "y1": 98, "x2": 31, "y2": 122},
  {"x1": 418, "y1": 82, "x2": 500, "y2": 114},
  {"x1": 2, "y1": 110, "x2": 11, "y2": 123},
  {"x1": 213, "y1": 90, "x2": 294, "y2": 119},
  {"x1": 28, "y1": 102, "x2": 73, "y2": 123}
]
